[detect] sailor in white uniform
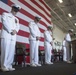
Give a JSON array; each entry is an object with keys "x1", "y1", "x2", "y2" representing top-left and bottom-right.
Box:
[
  {"x1": 29, "y1": 16, "x2": 41, "y2": 67},
  {"x1": 44, "y1": 26, "x2": 53, "y2": 64},
  {"x1": 0, "y1": 4, "x2": 21, "y2": 71},
  {"x1": 65, "y1": 29, "x2": 73, "y2": 63},
  {"x1": 62, "y1": 38, "x2": 67, "y2": 62}
]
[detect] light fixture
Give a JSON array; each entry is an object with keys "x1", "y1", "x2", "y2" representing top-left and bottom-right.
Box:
[
  {"x1": 58, "y1": 0, "x2": 63, "y2": 3},
  {"x1": 75, "y1": 23, "x2": 76, "y2": 26},
  {"x1": 68, "y1": 13, "x2": 72, "y2": 17}
]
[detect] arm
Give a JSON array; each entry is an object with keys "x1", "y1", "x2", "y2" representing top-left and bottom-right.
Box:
[
  {"x1": 11, "y1": 17, "x2": 20, "y2": 35},
  {"x1": 36, "y1": 27, "x2": 41, "y2": 41},
  {"x1": 44, "y1": 31, "x2": 52, "y2": 43},
  {"x1": 65, "y1": 34, "x2": 71, "y2": 42},
  {"x1": 15, "y1": 17, "x2": 20, "y2": 33},
  {"x1": 1, "y1": 12, "x2": 12, "y2": 33},
  {"x1": 29, "y1": 22, "x2": 36, "y2": 38}
]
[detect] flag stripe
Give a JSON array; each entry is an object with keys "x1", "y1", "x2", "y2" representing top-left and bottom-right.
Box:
[{"x1": 39, "y1": 0, "x2": 51, "y2": 11}]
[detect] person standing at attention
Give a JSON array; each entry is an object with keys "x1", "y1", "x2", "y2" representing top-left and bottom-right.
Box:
[
  {"x1": 65, "y1": 29, "x2": 73, "y2": 63},
  {"x1": 62, "y1": 38, "x2": 67, "y2": 62},
  {"x1": 44, "y1": 26, "x2": 53, "y2": 64},
  {"x1": 29, "y1": 16, "x2": 41, "y2": 67},
  {"x1": 0, "y1": 4, "x2": 21, "y2": 71}
]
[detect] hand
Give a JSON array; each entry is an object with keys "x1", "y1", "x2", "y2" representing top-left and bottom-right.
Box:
[
  {"x1": 36, "y1": 36, "x2": 40, "y2": 41},
  {"x1": 15, "y1": 19, "x2": 19, "y2": 23},
  {"x1": 11, "y1": 30, "x2": 17, "y2": 35},
  {"x1": 50, "y1": 42, "x2": 52, "y2": 45}
]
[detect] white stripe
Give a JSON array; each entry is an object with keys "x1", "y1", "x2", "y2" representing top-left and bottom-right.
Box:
[
  {"x1": 0, "y1": 15, "x2": 44, "y2": 38},
  {"x1": 0, "y1": 1, "x2": 11, "y2": 11},
  {"x1": 0, "y1": 15, "x2": 1, "y2": 22},
  {"x1": 10, "y1": 0, "x2": 51, "y2": 26},
  {"x1": 0, "y1": 2, "x2": 47, "y2": 31},
  {"x1": 36, "y1": 0, "x2": 51, "y2": 15},
  {"x1": 17, "y1": 35, "x2": 44, "y2": 46},
  {"x1": 25, "y1": 0, "x2": 51, "y2": 21},
  {"x1": 20, "y1": 24, "x2": 44, "y2": 37}
]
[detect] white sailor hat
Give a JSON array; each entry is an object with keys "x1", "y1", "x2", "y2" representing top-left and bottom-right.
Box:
[
  {"x1": 35, "y1": 16, "x2": 41, "y2": 20},
  {"x1": 11, "y1": 4, "x2": 21, "y2": 10},
  {"x1": 47, "y1": 26, "x2": 53, "y2": 30},
  {"x1": 68, "y1": 29, "x2": 73, "y2": 32}
]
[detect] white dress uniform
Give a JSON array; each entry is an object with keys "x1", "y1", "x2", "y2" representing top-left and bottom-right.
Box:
[
  {"x1": 44, "y1": 30, "x2": 53, "y2": 64},
  {"x1": 65, "y1": 33, "x2": 71, "y2": 61},
  {"x1": 65, "y1": 33, "x2": 71, "y2": 42},
  {"x1": 29, "y1": 21, "x2": 41, "y2": 65},
  {"x1": 0, "y1": 12, "x2": 20, "y2": 69},
  {"x1": 62, "y1": 40, "x2": 67, "y2": 61}
]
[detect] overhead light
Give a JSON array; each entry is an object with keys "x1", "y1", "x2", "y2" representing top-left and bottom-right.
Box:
[
  {"x1": 68, "y1": 13, "x2": 72, "y2": 17},
  {"x1": 75, "y1": 23, "x2": 76, "y2": 26},
  {"x1": 58, "y1": 0, "x2": 63, "y2": 3}
]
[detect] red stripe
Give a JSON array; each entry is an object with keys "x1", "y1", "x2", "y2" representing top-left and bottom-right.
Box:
[
  {"x1": 39, "y1": 46, "x2": 44, "y2": 50},
  {"x1": 0, "y1": 8, "x2": 3, "y2": 15},
  {"x1": 0, "y1": 23, "x2": 2, "y2": 29},
  {"x1": 18, "y1": 30, "x2": 29, "y2": 37},
  {"x1": 0, "y1": 8, "x2": 7, "y2": 15},
  {"x1": 31, "y1": 0, "x2": 51, "y2": 18},
  {"x1": 40, "y1": 37, "x2": 44, "y2": 42},
  {"x1": 19, "y1": 0, "x2": 51, "y2": 24},
  {"x1": 18, "y1": 17, "x2": 29, "y2": 27},
  {"x1": 39, "y1": 28, "x2": 45, "y2": 33},
  {"x1": 39, "y1": 0, "x2": 51, "y2": 11}
]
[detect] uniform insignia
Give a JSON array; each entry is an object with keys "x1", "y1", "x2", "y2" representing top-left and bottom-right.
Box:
[{"x1": 8, "y1": 16, "x2": 12, "y2": 18}]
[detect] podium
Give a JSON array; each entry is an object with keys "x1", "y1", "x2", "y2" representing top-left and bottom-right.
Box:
[{"x1": 72, "y1": 40, "x2": 76, "y2": 63}]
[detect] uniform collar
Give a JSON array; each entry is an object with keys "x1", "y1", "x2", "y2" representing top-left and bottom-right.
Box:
[{"x1": 9, "y1": 12, "x2": 15, "y2": 17}]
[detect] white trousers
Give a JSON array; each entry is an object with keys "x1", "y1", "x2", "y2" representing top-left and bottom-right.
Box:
[
  {"x1": 45, "y1": 42, "x2": 52, "y2": 63},
  {"x1": 63, "y1": 47, "x2": 67, "y2": 61},
  {"x1": 29, "y1": 40, "x2": 39, "y2": 64},
  {"x1": 1, "y1": 38, "x2": 16, "y2": 69}
]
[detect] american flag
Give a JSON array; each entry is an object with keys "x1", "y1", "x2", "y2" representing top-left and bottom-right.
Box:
[{"x1": 0, "y1": 0, "x2": 52, "y2": 50}]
